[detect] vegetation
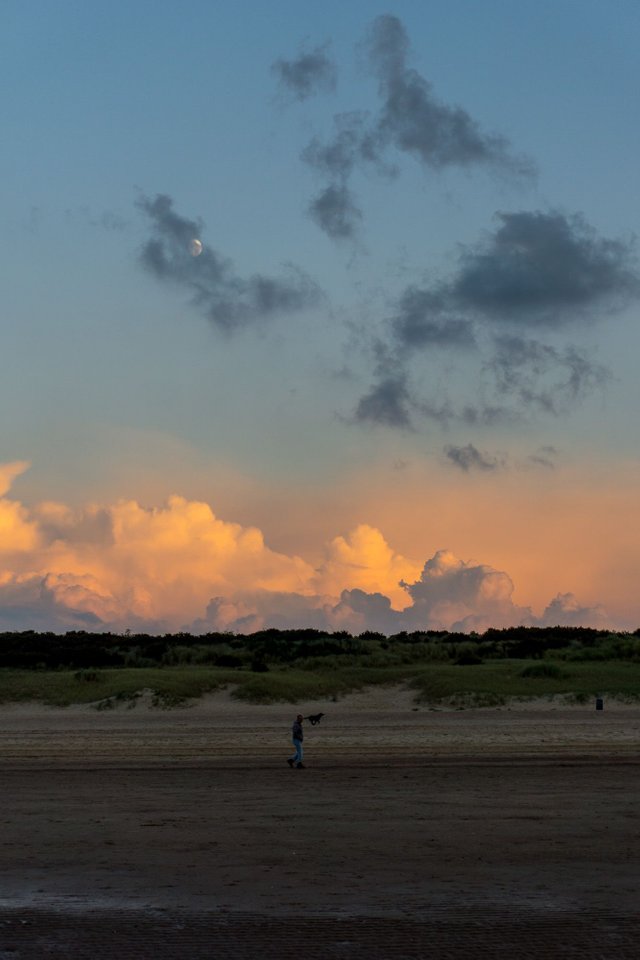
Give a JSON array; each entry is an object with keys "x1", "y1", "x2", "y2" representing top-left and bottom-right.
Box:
[{"x1": 0, "y1": 626, "x2": 638, "y2": 706}]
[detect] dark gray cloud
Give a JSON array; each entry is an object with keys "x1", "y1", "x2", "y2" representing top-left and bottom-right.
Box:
[
  {"x1": 308, "y1": 183, "x2": 362, "y2": 240},
  {"x1": 452, "y1": 211, "x2": 638, "y2": 324},
  {"x1": 354, "y1": 368, "x2": 513, "y2": 432},
  {"x1": 353, "y1": 209, "x2": 635, "y2": 429},
  {"x1": 367, "y1": 15, "x2": 534, "y2": 177},
  {"x1": 271, "y1": 43, "x2": 337, "y2": 101},
  {"x1": 354, "y1": 373, "x2": 414, "y2": 429},
  {"x1": 351, "y1": 341, "x2": 416, "y2": 428},
  {"x1": 444, "y1": 443, "x2": 502, "y2": 472},
  {"x1": 444, "y1": 443, "x2": 560, "y2": 473},
  {"x1": 137, "y1": 193, "x2": 320, "y2": 332},
  {"x1": 392, "y1": 287, "x2": 476, "y2": 349},
  {"x1": 391, "y1": 212, "x2": 638, "y2": 352},
  {"x1": 302, "y1": 113, "x2": 379, "y2": 179},
  {"x1": 300, "y1": 15, "x2": 533, "y2": 240},
  {"x1": 302, "y1": 113, "x2": 384, "y2": 239}
]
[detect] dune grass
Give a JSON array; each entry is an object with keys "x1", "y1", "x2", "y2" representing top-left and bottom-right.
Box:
[
  {"x1": 0, "y1": 659, "x2": 639, "y2": 708},
  {"x1": 410, "y1": 660, "x2": 640, "y2": 706},
  {"x1": 0, "y1": 667, "x2": 238, "y2": 708}
]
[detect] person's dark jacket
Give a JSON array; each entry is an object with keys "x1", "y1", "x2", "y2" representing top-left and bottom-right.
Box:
[{"x1": 292, "y1": 720, "x2": 303, "y2": 741}]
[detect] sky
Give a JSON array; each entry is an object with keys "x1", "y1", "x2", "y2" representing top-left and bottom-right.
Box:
[{"x1": 1, "y1": 0, "x2": 639, "y2": 634}]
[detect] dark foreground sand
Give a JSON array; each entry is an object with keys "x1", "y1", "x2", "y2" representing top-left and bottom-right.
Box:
[{"x1": 0, "y1": 690, "x2": 638, "y2": 957}]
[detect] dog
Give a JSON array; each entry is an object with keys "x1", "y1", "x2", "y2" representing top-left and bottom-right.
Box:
[{"x1": 305, "y1": 712, "x2": 325, "y2": 726}]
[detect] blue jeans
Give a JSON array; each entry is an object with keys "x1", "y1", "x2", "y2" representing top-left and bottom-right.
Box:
[{"x1": 290, "y1": 738, "x2": 303, "y2": 765}]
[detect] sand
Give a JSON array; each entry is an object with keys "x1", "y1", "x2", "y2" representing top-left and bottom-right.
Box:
[{"x1": 0, "y1": 687, "x2": 639, "y2": 957}]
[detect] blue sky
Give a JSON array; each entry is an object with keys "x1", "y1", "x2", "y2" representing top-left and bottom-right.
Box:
[{"x1": 1, "y1": 1, "x2": 639, "y2": 632}]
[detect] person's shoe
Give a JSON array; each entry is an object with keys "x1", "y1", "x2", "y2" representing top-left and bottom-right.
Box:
[
  {"x1": 297, "y1": 763, "x2": 306, "y2": 768},
  {"x1": 287, "y1": 758, "x2": 295, "y2": 768}
]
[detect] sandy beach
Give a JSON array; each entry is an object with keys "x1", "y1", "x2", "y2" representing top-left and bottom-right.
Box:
[{"x1": 0, "y1": 687, "x2": 639, "y2": 957}]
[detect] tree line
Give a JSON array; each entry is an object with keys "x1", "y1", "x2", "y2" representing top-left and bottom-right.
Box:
[{"x1": 0, "y1": 625, "x2": 639, "y2": 670}]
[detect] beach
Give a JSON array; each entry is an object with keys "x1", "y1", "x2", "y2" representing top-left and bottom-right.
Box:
[{"x1": 0, "y1": 688, "x2": 638, "y2": 957}]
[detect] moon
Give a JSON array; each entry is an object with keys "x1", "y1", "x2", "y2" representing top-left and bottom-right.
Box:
[{"x1": 190, "y1": 238, "x2": 203, "y2": 257}]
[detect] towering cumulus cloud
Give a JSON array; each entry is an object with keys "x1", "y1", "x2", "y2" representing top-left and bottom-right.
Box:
[
  {"x1": 137, "y1": 194, "x2": 320, "y2": 332},
  {"x1": 0, "y1": 464, "x2": 614, "y2": 634}
]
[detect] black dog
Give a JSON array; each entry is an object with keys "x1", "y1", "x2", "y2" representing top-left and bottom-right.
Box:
[{"x1": 305, "y1": 712, "x2": 325, "y2": 726}]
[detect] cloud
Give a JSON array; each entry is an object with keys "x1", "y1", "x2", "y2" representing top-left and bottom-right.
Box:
[
  {"x1": 0, "y1": 463, "x2": 625, "y2": 634},
  {"x1": 526, "y1": 446, "x2": 558, "y2": 469},
  {"x1": 452, "y1": 211, "x2": 638, "y2": 324},
  {"x1": 0, "y1": 462, "x2": 39, "y2": 554},
  {"x1": 538, "y1": 592, "x2": 610, "y2": 628},
  {"x1": 367, "y1": 15, "x2": 534, "y2": 177},
  {"x1": 312, "y1": 523, "x2": 421, "y2": 608},
  {"x1": 271, "y1": 43, "x2": 337, "y2": 101},
  {"x1": 0, "y1": 461, "x2": 30, "y2": 498},
  {"x1": 399, "y1": 549, "x2": 532, "y2": 632},
  {"x1": 0, "y1": 573, "x2": 108, "y2": 632},
  {"x1": 301, "y1": 15, "x2": 533, "y2": 240},
  {"x1": 353, "y1": 210, "x2": 636, "y2": 428},
  {"x1": 188, "y1": 549, "x2": 615, "y2": 635},
  {"x1": 354, "y1": 373, "x2": 414, "y2": 428},
  {"x1": 444, "y1": 443, "x2": 560, "y2": 474},
  {"x1": 136, "y1": 193, "x2": 320, "y2": 332},
  {"x1": 190, "y1": 592, "x2": 330, "y2": 634},
  {"x1": 65, "y1": 206, "x2": 129, "y2": 232},
  {"x1": 391, "y1": 212, "x2": 637, "y2": 350},
  {"x1": 308, "y1": 183, "x2": 362, "y2": 240},
  {"x1": 488, "y1": 335, "x2": 611, "y2": 415},
  {"x1": 444, "y1": 444, "x2": 502, "y2": 473},
  {"x1": 351, "y1": 341, "x2": 417, "y2": 428},
  {"x1": 301, "y1": 113, "x2": 379, "y2": 239},
  {"x1": 391, "y1": 287, "x2": 476, "y2": 349},
  {"x1": 0, "y1": 464, "x2": 316, "y2": 632}
]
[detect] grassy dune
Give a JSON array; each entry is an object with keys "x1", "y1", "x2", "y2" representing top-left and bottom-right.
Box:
[{"x1": 0, "y1": 660, "x2": 639, "y2": 708}]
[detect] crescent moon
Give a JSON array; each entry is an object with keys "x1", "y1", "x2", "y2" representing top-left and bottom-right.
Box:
[{"x1": 190, "y1": 238, "x2": 203, "y2": 257}]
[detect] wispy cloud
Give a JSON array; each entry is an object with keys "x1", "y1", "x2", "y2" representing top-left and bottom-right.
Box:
[
  {"x1": 352, "y1": 343, "x2": 414, "y2": 428},
  {"x1": 353, "y1": 210, "x2": 636, "y2": 427},
  {"x1": 488, "y1": 335, "x2": 611, "y2": 415},
  {"x1": 271, "y1": 42, "x2": 337, "y2": 101},
  {"x1": 526, "y1": 445, "x2": 558, "y2": 469},
  {"x1": 307, "y1": 182, "x2": 362, "y2": 240},
  {"x1": 136, "y1": 193, "x2": 321, "y2": 332},
  {"x1": 300, "y1": 15, "x2": 534, "y2": 240},
  {"x1": 367, "y1": 15, "x2": 534, "y2": 177},
  {"x1": 444, "y1": 444, "x2": 503, "y2": 473},
  {"x1": 354, "y1": 373, "x2": 414, "y2": 429}
]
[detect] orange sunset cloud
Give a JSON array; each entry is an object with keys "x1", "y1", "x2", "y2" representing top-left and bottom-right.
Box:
[{"x1": 0, "y1": 461, "x2": 623, "y2": 634}]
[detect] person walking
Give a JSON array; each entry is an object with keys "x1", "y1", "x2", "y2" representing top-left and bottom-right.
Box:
[{"x1": 287, "y1": 713, "x2": 305, "y2": 768}]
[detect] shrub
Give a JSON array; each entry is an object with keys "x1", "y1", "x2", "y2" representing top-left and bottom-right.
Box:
[
  {"x1": 520, "y1": 663, "x2": 570, "y2": 679},
  {"x1": 74, "y1": 670, "x2": 100, "y2": 682},
  {"x1": 455, "y1": 651, "x2": 483, "y2": 666}
]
